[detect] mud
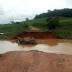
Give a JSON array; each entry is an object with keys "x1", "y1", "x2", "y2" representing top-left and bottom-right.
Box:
[
  {"x1": 0, "y1": 51, "x2": 72, "y2": 72},
  {"x1": 11, "y1": 32, "x2": 58, "y2": 39},
  {"x1": 0, "y1": 26, "x2": 72, "y2": 72}
]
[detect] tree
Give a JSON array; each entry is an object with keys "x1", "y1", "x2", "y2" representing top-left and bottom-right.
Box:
[
  {"x1": 26, "y1": 18, "x2": 29, "y2": 21},
  {"x1": 48, "y1": 10, "x2": 51, "y2": 12},
  {"x1": 46, "y1": 17, "x2": 52, "y2": 22},
  {"x1": 10, "y1": 21, "x2": 15, "y2": 24},
  {"x1": 15, "y1": 22, "x2": 20, "y2": 24},
  {"x1": 46, "y1": 17, "x2": 59, "y2": 30},
  {"x1": 35, "y1": 8, "x2": 72, "y2": 19}
]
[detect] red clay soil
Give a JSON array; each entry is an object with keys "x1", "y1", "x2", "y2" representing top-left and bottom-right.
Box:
[
  {"x1": 0, "y1": 51, "x2": 72, "y2": 72},
  {"x1": 11, "y1": 26, "x2": 58, "y2": 39},
  {"x1": 29, "y1": 26, "x2": 41, "y2": 31},
  {"x1": 11, "y1": 32, "x2": 58, "y2": 39}
]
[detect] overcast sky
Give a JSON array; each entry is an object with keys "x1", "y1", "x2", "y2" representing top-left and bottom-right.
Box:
[{"x1": 0, "y1": 0, "x2": 72, "y2": 24}]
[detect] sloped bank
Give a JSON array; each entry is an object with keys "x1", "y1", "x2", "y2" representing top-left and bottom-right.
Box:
[{"x1": 11, "y1": 32, "x2": 58, "y2": 39}]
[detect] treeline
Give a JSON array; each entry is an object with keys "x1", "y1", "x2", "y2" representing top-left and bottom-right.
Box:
[
  {"x1": 35, "y1": 8, "x2": 72, "y2": 19},
  {"x1": 10, "y1": 21, "x2": 29, "y2": 28}
]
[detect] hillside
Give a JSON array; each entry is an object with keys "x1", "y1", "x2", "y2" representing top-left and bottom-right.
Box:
[
  {"x1": 0, "y1": 24, "x2": 30, "y2": 39},
  {"x1": 23, "y1": 17, "x2": 72, "y2": 39},
  {"x1": 0, "y1": 17, "x2": 72, "y2": 39},
  {"x1": 35, "y1": 8, "x2": 72, "y2": 18}
]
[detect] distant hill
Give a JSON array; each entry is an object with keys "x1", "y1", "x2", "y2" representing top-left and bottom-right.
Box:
[{"x1": 35, "y1": 8, "x2": 72, "y2": 19}]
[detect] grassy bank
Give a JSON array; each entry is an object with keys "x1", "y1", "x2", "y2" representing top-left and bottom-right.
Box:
[{"x1": 0, "y1": 24, "x2": 30, "y2": 39}]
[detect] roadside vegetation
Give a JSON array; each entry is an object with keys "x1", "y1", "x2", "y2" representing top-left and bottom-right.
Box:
[
  {"x1": 0, "y1": 54, "x2": 2, "y2": 57},
  {"x1": 21, "y1": 8, "x2": 72, "y2": 39},
  {"x1": 0, "y1": 17, "x2": 72, "y2": 39},
  {"x1": 0, "y1": 23, "x2": 30, "y2": 39},
  {"x1": 22, "y1": 17, "x2": 72, "y2": 39},
  {"x1": 46, "y1": 17, "x2": 60, "y2": 30}
]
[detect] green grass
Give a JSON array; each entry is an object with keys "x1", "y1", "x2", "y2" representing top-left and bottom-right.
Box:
[
  {"x1": 22, "y1": 17, "x2": 72, "y2": 25},
  {"x1": 22, "y1": 17, "x2": 72, "y2": 39},
  {"x1": 22, "y1": 17, "x2": 48, "y2": 25},
  {"x1": 0, "y1": 24, "x2": 30, "y2": 39},
  {"x1": 54, "y1": 30, "x2": 72, "y2": 39}
]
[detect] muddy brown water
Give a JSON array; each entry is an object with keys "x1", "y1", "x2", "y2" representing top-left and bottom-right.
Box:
[{"x1": 0, "y1": 39, "x2": 72, "y2": 54}]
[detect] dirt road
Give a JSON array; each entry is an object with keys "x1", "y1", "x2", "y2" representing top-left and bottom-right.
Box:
[
  {"x1": 0, "y1": 51, "x2": 72, "y2": 72},
  {"x1": 1, "y1": 26, "x2": 71, "y2": 72},
  {"x1": 29, "y1": 26, "x2": 42, "y2": 31},
  {"x1": 11, "y1": 26, "x2": 58, "y2": 39}
]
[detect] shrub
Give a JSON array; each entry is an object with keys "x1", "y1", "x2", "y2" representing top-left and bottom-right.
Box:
[
  {"x1": 0, "y1": 54, "x2": 2, "y2": 57},
  {"x1": 46, "y1": 17, "x2": 60, "y2": 30}
]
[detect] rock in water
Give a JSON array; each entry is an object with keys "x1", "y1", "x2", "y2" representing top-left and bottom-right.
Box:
[{"x1": 17, "y1": 37, "x2": 37, "y2": 45}]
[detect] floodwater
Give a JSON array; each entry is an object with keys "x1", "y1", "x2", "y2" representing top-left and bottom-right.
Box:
[
  {"x1": 0, "y1": 33, "x2": 4, "y2": 35},
  {"x1": 0, "y1": 40, "x2": 72, "y2": 54}
]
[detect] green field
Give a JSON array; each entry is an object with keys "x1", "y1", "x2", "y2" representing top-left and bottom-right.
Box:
[
  {"x1": 0, "y1": 24, "x2": 30, "y2": 39},
  {"x1": 0, "y1": 17, "x2": 72, "y2": 39}
]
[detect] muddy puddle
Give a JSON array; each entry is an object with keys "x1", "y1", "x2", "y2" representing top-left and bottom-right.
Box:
[{"x1": 0, "y1": 40, "x2": 72, "y2": 54}]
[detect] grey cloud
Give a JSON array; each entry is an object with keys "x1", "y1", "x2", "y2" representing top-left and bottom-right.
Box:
[
  {"x1": 0, "y1": 14, "x2": 35, "y2": 24},
  {"x1": 0, "y1": 4, "x2": 4, "y2": 15},
  {"x1": 65, "y1": 0, "x2": 72, "y2": 7},
  {"x1": 0, "y1": 4, "x2": 35, "y2": 24},
  {"x1": 0, "y1": 0, "x2": 72, "y2": 24}
]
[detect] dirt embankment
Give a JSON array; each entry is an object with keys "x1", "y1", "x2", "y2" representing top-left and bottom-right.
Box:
[
  {"x1": 10, "y1": 26, "x2": 58, "y2": 39},
  {"x1": 0, "y1": 51, "x2": 72, "y2": 72},
  {"x1": 11, "y1": 32, "x2": 58, "y2": 39},
  {"x1": 11, "y1": 26, "x2": 58, "y2": 39}
]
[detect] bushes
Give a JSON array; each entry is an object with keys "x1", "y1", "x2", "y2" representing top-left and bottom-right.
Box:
[
  {"x1": 33, "y1": 23, "x2": 45, "y2": 27},
  {"x1": 32, "y1": 23, "x2": 46, "y2": 29},
  {"x1": 0, "y1": 54, "x2": 2, "y2": 57},
  {"x1": 54, "y1": 30, "x2": 72, "y2": 39},
  {"x1": 23, "y1": 23, "x2": 29, "y2": 28},
  {"x1": 46, "y1": 17, "x2": 60, "y2": 30},
  {"x1": 32, "y1": 23, "x2": 46, "y2": 31}
]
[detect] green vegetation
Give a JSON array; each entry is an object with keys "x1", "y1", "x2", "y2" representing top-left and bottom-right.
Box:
[
  {"x1": 0, "y1": 54, "x2": 2, "y2": 57},
  {"x1": 35, "y1": 8, "x2": 72, "y2": 18},
  {"x1": 0, "y1": 23, "x2": 30, "y2": 39},
  {"x1": 46, "y1": 17, "x2": 59, "y2": 30},
  {"x1": 23, "y1": 17, "x2": 72, "y2": 39}
]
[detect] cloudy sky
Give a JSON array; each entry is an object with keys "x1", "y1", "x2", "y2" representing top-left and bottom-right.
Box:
[{"x1": 0, "y1": 0, "x2": 72, "y2": 24}]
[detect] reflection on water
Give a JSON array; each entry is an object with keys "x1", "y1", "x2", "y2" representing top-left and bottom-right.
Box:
[
  {"x1": 0, "y1": 33, "x2": 4, "y2": 35},
  {"x1": 0, "y1": 40, "x2": 72, "y2": 54}
]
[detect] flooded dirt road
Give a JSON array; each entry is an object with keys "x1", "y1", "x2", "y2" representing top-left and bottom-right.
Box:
[
  {"x1": 0, "y1": 39, "x2": 72, "y2": 72},
  {"x1": 0, "y1": 39, "x2": 72, "y2": 54},
  {"x1": 0, "y1": 26, "x2": 72, "y2": 72}
]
